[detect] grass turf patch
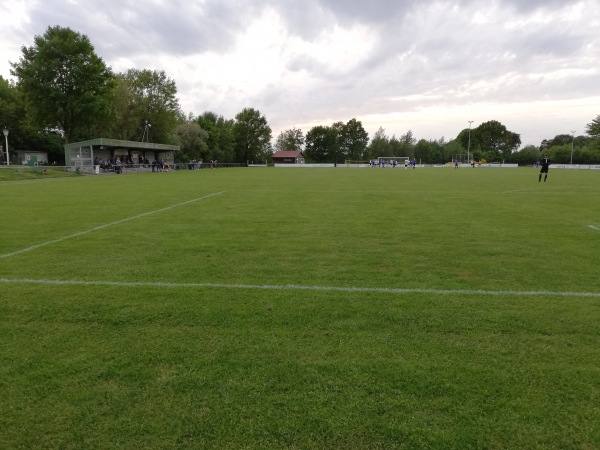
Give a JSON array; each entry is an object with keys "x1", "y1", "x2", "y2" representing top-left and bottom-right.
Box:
[
  {"x1": 1, "y1": 167, "x2": 600, "y2": 448},
  {"x1": 1, "y1": 284, "x2": 599, "y2": 448}
]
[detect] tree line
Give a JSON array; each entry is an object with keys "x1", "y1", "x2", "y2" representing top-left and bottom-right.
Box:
[{"x1": 1, "y1": 25, "x2": 600, "y2": 165}]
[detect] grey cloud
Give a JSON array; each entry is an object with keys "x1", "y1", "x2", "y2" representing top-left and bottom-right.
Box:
[
  {"x1": 286, "y1": 54, "x2": 322, "y2": 73},
  {"x1": 511, "y1": 30, "x2": 588, "y2": 60},
  {"x1": 8, "y1": 0, "x2": 599, "y2": 145},
  {"x1": 264, "y1": 0, "x2": 334, "y2": 40},
  {"x1": 24, "y1": 0, "x2": 259, "y2": 60},
  {"x1": 500, "y1": 0, "x2": 571, "y2": 13},
  {"x1": 307, "y1": 0, "x2": 417, "y2": 26},
  {"x1": 266, "y1": 0, "x2": 417, "y2": 41}
]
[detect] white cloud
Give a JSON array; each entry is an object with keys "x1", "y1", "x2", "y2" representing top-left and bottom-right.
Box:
[
  {"x1": 0, "y1": 0, "x2": 599, "y2": 148},
  {"x1": 351, "y1": 96, "x2": 600, "y2": 147}
]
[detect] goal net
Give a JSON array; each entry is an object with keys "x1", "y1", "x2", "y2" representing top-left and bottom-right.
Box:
[
  {"x1": 377, "y1": 156, "x2": 410, "y2": 166},
  {"x1": 452, "y1": 154, "x2": 469, "y2": 164}
]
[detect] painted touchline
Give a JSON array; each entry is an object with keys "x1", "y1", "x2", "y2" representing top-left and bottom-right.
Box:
[
  {"x1": 0, "y1": 191, "x2": 227, "y2": 259},
  {"x1": 1, "y1": 278, "x2": 599, "y2": 298}
]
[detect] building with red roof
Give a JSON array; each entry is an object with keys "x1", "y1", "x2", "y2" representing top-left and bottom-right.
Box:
[{"x1": 271, "y1": 150, "x2": 305, "y2": 164}]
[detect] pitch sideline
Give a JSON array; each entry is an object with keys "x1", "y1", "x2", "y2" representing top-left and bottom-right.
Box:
[
  {"x1": 0, "y1": 191, "x2": 227, "y2": 260},
  {"x1": 0, "y1": 277, "x2": 599, "y2": 298}
]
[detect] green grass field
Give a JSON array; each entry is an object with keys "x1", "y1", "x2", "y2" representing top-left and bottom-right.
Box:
[
  {"x1": 1, "y1": 167, "x2": 599, "y2": 449},
  {"x1": 0, "y1": 165, "x2": 81, "y2": 182}
]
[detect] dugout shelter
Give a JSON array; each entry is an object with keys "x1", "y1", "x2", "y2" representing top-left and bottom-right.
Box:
[{"x1": 64, "y1": 138, "x2": 180, "y2": 169}]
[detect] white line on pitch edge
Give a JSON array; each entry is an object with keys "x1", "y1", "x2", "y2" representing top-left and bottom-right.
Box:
[
  {"x1": 0, "y1": 191, "x2": 227, "y2": 260},
  {"x1": 589, "y1": 225, "x2": 600, "y2": 230},
  {"x1": 1, "y1": 278, "x2": 599, "y2": 298},
  {"x1": 501, "y1": 189, "x2": 536, "y2": 194}
]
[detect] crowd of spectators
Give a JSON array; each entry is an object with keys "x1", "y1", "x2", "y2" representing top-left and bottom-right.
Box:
[
  {"x1": 187, "y1": 159, "x2": 202, "y2": 170},
  {"x1": 151, "y1": 159, "x2": 171, "y2": 172},
  {"x1": 187, "y1": 159, "x2": 220, "y2": 169},
  {"x1": 94, "y1": 155, "x2": 172, "y2": 174}
]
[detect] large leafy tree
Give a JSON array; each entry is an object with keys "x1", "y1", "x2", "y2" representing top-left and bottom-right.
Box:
[
  {"x1": 112, "y1": 69, "x2": 182, "y2": 143},
  {"x1": 11, "y1": 26, "x2": 115, "y2": 144},
  {"x1": 305, "y1": 119, "x2": 368, "y2": 163},
  {"x1": 459, "y1": 120, "x2": 521, "y2": 160},
  {"x1": 196, "y1": 111, "x2": 235, "y2": 162},
  {"x1": 367, "y1": 127, "x2": 390, "y2": 159},
  {"x1": 369, "y1": 131, "x2": 415, "y2": 160},
  {"x1": 508, "y1": 144, "x2": 542, "y2": 165},
  {"x1": 274, "y1": 127, "x2": 304, "y2": 152},
  {"x1": 174, "y1": 121, "x2": 208, "y2": 162},
  {"x1": 0, "y1": 76, "x2": 26, "y2": 152},
  {"x1": 586, "y1": 115, "x2": 600, "y2": 150},
  {"x1": 339, "y1": 118, "x2": 369, "y2": 161},
  {"x1": 233, "y1": 108, "x2": 272, "y2": 163},
  {"x1": 414, "y1": 138, "x2": 446, "y2": 163},
  {"x1": 397, "y1": 130, "x2": 416, "y2": 158},
  {"x1": 305, "y1": 125, "x2": 338, "y2": 163},
  {"x1": 537, "y1": 132, "x2": 593, "y2": 164},
  {"x1": 0, "y1": 75, "x2": 64, "y2": 161},
  {"x1": 110, "y1": 74, "x2": 138, "y2": 141},
  {"x1": 443, "y1": 138, "x2": 465, "y2": 162},
  {"x1": 387, "y1": 136, "x2": 402, "y2": 157},
  {"x1": 540, "y1": 134, "x2": 574, "y2": 150}
]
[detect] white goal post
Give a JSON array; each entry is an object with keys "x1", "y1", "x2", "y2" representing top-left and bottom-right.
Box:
[
  {"x1": 343, "y1": 157, "x2": 412, "y2": 167},
  {"x1": 376, "y1": 156, "x2": 411, "y2": 165}
]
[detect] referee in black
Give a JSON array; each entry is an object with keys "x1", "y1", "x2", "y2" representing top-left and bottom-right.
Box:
[{"x1": 539, "y1": 154, "x2": 551, "y2": 182}]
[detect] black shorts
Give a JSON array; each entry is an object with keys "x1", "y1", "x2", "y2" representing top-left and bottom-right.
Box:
[{"x1": 540, "y1": 166, "x2": 549, "y2": 173}]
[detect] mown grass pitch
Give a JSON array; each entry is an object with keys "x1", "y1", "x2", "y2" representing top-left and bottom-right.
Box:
[{"x1": 1, "y1": 167, "x2": 599, "y2": 449}]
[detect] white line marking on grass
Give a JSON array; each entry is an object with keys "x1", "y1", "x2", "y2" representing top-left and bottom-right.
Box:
[
  {"x1": 502, "y1": 188, "x2": 537, "y2": 194},
  {"x1": 1, "y1": 278, "x2": 599, "y2": 298},
  {"x1": 589, "y1": 225, "x2": 600, "y2": 230},
  {"x1": 0, "y1": 191, "x2": 227, "y2": 260}
]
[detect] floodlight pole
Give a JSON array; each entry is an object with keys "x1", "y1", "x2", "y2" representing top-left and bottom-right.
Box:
[
  {"x1": 467, "y1": 121, "x2": 473, "y2": 163},
  {"x1": 142, "y1": 120, "x2": 151, "y2": 143},
  {"x1": 2, "y1": 127, "x2": 8, "y2": 165},
  {"x1": 570, "y1": 130, "x2": 576, "y2": 165}
]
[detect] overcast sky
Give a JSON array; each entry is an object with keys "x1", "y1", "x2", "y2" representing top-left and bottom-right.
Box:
[{"x1": 1, "y1": 0, "x2": 599, "y2": 147}]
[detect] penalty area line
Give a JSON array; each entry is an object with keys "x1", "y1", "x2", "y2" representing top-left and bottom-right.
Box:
[
  {"x1": 1, "y1": 278, "x2": 599, "y2": 298},
  {"x1": 0, "y1": 191, "x2": 227, "y2": 260}
]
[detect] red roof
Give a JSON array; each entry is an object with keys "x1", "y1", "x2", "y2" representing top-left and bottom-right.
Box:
[{"x1": 272, "y1": 151, "x2": 303, "y2": 158}]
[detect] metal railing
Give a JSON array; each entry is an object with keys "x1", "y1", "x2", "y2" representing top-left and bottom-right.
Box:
[{"x1": 0, "y1": 161, "x2": 255, "y2": 181}]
